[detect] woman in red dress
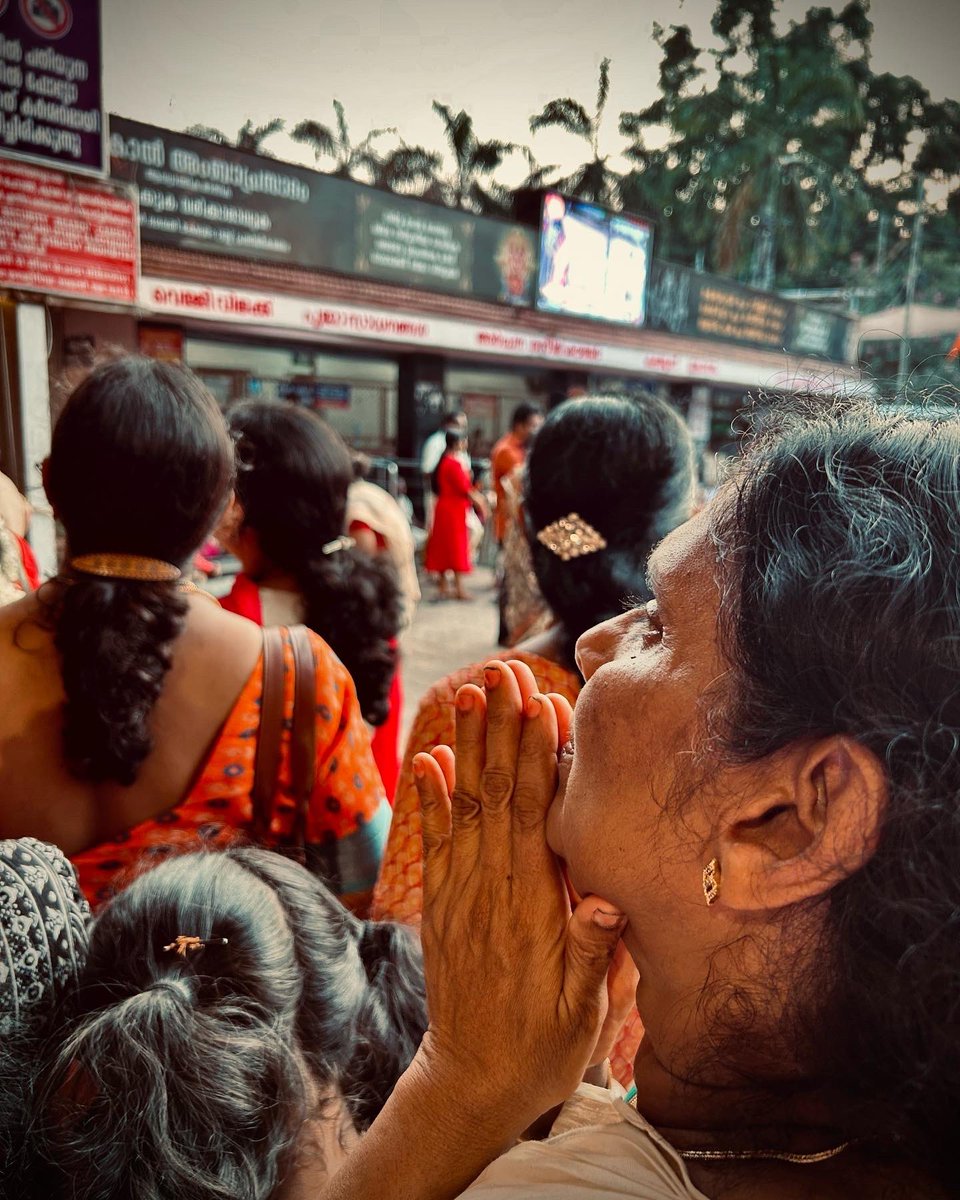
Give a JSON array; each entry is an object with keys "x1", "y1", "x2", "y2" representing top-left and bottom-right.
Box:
[{"x1": 424, "y1": 432, "x2": 486, "y2": 600}]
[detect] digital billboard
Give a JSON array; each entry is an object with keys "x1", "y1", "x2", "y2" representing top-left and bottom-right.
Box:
[
  {"x1": 647, "y1": 261, "x2": 853, "y2": 363},
  {"x1": 536, "y1": 192, "x2": 653, "y2": 326}
]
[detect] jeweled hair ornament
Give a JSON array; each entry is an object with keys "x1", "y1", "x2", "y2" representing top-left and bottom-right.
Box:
[
  {"x1": 69, "y1": 553, "x2": 182, "y2": 582},
  {"x1": 162, "y1": 935, "x2": 229, "y2": 957},
  {"x1": 321, "y1": 535, "x2": 356, "y2": 556},
  {"x1": 536, "y1": 513, "x2": 607, "y2": 562}
]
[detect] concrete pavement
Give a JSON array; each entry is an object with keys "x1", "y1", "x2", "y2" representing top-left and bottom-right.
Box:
[{"x1": 399, "y1": 565, "x2": 500, "y2": 744}]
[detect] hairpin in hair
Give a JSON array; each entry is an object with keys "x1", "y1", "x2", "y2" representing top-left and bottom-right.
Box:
[
  {"x1": 162, "y1": 935, "x2": 229, "y2": 958},
  {"x1": 321, "y1": 535, "x2": 356, "y2": 556},
  {"x1": 536, "y1": 513, "x2": 607, "y2": 562},
  {"x1": 70, "y1": 554, "x2": 182, "y2": 582}
]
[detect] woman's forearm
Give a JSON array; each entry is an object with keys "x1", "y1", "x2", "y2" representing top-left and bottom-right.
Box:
[{"x1": 317, "y1": 1054, "x2": 518, "y2": 1200}]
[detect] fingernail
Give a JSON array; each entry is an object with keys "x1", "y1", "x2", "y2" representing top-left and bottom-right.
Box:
[
  {"x1": 592, "y1": 907, "x2": 626, "y2": 930},
  {"x1": 456, "y1": 690, "x2": 474, "y2": 712},
  {"x1": 483, "y1": 666, "x2": 501, "y2": 690},
  {"x1": 413, "y1": 757, "x2": 425, "y2": 778},
  {"x1": 525, "y1": 695, "x2": 542, "y2": 719}
]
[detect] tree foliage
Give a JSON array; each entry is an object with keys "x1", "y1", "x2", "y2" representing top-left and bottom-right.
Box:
[
  {"x1": 180, "y1": 1, "x2": 959, "y2": 300},
  {"x1": 426, "y1": 102, "x2": 518, "y2": 212},
  {"x1": 184, "y1": 118, "x2": 284, "y2": 156},
  {"x1": 618, "y1": 0, "x2": 960, "y2": 294},
  {"x1": 528, "y1": 58, "x2": 621, "y2": 205}
]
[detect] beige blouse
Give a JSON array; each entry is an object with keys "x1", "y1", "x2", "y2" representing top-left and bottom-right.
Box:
[{"x1": 462, "y1": 1085, "x2": 711, "y2": 1199}]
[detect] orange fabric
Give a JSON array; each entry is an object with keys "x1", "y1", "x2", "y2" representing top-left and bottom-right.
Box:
[
  {"x1": 71, "y1": 627, "x2": 391, "y2": 910},
  {"x1": 491, "y1": 432, "x2": 525, "y2": 541},
  {"x1": 221, "y1": 571, "x2": 402, "y2": 805},
  {"x1": 372, "y1": 647, "x2": 643, "y2": 1086},
  {"x1": 15, "y1": 535, "x2": 40, "y2": 591}
]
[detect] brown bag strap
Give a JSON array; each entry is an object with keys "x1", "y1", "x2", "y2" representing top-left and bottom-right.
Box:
[
  {"x1": 250, "y1": 625, "x2": 318, "y2": 851},
  {"x1": 251, "y1": 625, "x2": 287, "y2": 842},
  {"x1": 288, "y1": 624, "x2": 318, "y2": 849}
]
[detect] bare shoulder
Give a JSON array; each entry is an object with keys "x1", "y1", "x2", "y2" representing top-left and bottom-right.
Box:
[{"x1": 165, "y1": 598, "x2": 263, "y2": 694}]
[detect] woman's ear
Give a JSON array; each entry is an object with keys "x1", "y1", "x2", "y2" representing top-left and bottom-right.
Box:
[
  {"x1": 714, "y1": 737, "x2": 887, "y2": 912},
  {"x1": 213, "y1": 492, "x2": 244, "y2": 552}
]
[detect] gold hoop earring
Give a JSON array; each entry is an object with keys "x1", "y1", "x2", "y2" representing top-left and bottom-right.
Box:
[{"x1": 702, "y1": 857, "x2": 721, "y2": 906}]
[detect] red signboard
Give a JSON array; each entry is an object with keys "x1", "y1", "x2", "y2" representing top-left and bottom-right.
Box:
[{"x1": 0, "y1": 158, "x2": 138, "y2": 303}]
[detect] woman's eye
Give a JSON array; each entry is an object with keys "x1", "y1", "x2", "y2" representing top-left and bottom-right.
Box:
[{"x1": 640, "y1": 599, "x2": 663, "y2": 641}]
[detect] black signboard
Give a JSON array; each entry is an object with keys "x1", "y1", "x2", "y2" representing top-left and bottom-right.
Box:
[
  {"x1": 647, "y1": 262, "x2": 852, "y2": 363},
  {"x1": 0, "y1": 0, "x2": 103, "y2": 175},
  {"x1": 109, "y1": 116, "x2": 538, "y2": 308}
]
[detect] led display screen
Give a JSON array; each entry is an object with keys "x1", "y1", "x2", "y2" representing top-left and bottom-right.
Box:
[{"x1": 536, "y1": 192, "x2": 653, "y2": 326}]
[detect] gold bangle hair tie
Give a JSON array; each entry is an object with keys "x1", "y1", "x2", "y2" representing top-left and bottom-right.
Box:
[
  {"x1": 162, "y1": 935, "x2": 229, "y2": 957},
  {"x1": 69, "y1": 554, "x2": 182, "y2": 582},
  {"x1": 536, "y1": 513, "x2": 607, "y2": 562}
]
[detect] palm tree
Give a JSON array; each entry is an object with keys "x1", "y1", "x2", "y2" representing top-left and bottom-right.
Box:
[
  {"x1": 234, "y1": 118, "x2": 285, "y2": 155},
  {"x1": 430, "y1": 101, "x2": 517, "y2": 213},
  {"x1": 184, "y1": 123, "x2": 230, "y2": 145},
  {"x1": 290, "y1": 101, "x2": 394, "y2": 179},
  {"x1": 183, "y1": 119, "x2": 284, "y2": 157},
  {"x1": 516, "y1": 147, "x2": 560, "y2": 192},
  {"x1": 528, "y1": 58, "x2": 620, "y2": 205},
  {"x1": 359, "y1": 139, "x2": 442, "y2": 194}
]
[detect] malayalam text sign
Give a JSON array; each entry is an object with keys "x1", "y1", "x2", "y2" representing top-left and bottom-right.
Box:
[
  {"x1": 110, "y1": 116, "x2": 536, "y2": 307},
  {"x1": 0, "y1": 157, "x2": 137, "y2": 302},
  {"x1": 0, "y1": 0, "x2": 103, "y2": 174}
]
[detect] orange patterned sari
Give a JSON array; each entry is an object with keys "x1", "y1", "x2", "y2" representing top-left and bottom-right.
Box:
[
  {"x1": 373, "y1": 648, "x2": 643, "y2": 1086},
  {"x1": 71, "y1": 628, "x2": 390, "y2": 912}
]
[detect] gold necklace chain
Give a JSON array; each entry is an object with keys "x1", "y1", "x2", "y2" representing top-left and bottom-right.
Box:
[
  {"x1": 628, "y1": 1096, "x2": 855, "y2": 1166},
  {"x1": 679, "y1": 1140, "x2": 854, "y2": 1164}
]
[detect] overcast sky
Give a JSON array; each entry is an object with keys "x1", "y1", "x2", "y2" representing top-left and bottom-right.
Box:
[{"x1": 104, "y1": 0, "x2": 958, "y2": 183}]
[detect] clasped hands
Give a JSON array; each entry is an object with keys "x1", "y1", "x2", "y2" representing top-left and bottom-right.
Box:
[{"x1": 411, "y1": 658, "x2": 635, "y2": 1138}]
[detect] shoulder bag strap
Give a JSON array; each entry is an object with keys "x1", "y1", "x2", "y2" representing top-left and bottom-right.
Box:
[
  {"x1": 288, "y1": 624, "x2": 318, "y2": 852},
  {"x1": 251, "y1": 625, "x2": 287, "y2": 842}
]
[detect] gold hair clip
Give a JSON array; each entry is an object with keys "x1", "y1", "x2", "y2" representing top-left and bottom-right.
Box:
[
  {"x1": 70, "y1": 554, "x2": 182, "y2": 582},
  {"x1": 162, "y1": 935, "x2": 229, "y2": 957},
  {"x1": 536, "y1": 513, "x2": 607, "y2": 562}
]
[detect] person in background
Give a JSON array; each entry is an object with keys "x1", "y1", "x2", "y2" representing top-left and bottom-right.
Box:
[
  {"x1": 491, "y1": 402, "x2": 543, "y2": 642},
  {"x1": 34, "y1": 847, "x2": 427, "y2": 1200},
  {"x1": 0, "y1": 467, "x2": 41, "y2": 602},
  {"x1": 0, "y1": 358, "x2": 390, "y2": 911},
  {"x1": 0, "y1": 513, "x2": 40, "y2": 605},
  {"x1": 420, "y1": 410, "x2": 467, "y2": 482},
  {"x1": 220, "y1": 402, "x2": 404, "y2": 801},
  {"x1": 347, "y1": 455, "x2": 420, "y2": 630},
  {"x1": 0, "y1": 467, "x2": 30, "y2": 540},
  {"x1": 0, "y1": 838, "x2": 90, "y2": 1196},
  {"x1": 420, "y1": 410, "x2": 468, "y2": 529},
  {"x1": 375, "y1": 395, "x2": 694, "y2": 1084},
  {"x1": 347, "y1": 454, "x2": 421, "y2": 800},
  {"x1": 424, "y1": 430, "x2": 488, "y2": 601}
]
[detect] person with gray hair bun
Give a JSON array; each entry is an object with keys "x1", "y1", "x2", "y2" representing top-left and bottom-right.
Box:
[
  {"x1": 0, "y1": 838, "x2": 90, "y2": 1196},
  {"x1": 34, "y1": 847, "x2": 427, "y2": 1200}
]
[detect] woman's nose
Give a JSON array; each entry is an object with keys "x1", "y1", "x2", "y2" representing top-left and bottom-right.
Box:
[{"x1": 575, "y1": 611, "x2": 633, "y2": 681}]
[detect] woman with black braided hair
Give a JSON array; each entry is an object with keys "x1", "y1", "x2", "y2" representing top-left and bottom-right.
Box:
[
  {"x1": 218, "y1": 401, "x2": 404, "y2": 789},
  {"x1": 0, "y1": 357, "x2": 390, "y2": 910}
]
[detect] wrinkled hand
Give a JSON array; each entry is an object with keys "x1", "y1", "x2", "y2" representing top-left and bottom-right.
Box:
[{"x1": 412, "y1": 659, "x2": 627, "y2": 1132}]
